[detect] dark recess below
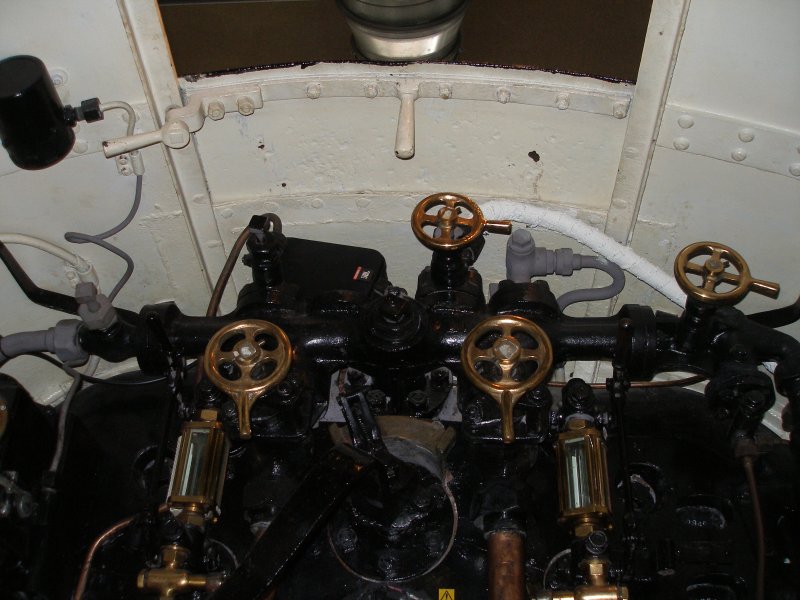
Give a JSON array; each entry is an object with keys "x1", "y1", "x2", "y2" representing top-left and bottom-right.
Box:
[{"x1": 159, "y1": 0, "x2": 652, "y2": 83}]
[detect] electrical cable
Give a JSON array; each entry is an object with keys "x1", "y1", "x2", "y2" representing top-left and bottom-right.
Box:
[
  {"x1": 63, "y1": 174, "x2": 142, "y2": 302},
  {"x1": 742, "y1": 455, "x2": 766, "y2": 600},
  {"x1": 48, "y1": 374, "x2": 82, "y2": 473},
  {"x1": 27, "y1": 352, "x2": 166, "y2": 386},
  {"x1": 541, "y1": 548, "x2": 571, "y2": 588}
]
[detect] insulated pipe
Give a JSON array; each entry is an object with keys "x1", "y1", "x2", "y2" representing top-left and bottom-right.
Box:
[{"x1": 483, "y1": 200, "x2": 687, "y2": 307}]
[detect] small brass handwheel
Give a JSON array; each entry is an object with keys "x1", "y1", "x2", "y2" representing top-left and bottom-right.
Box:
[
  {"x1": 674, "y1": 241, "x2": 780, "y2": 306},
  {"x1": 411, "y1": 192, "x2": 512, "y2": 251},
  {"x1": 203, "y1": 320, "x2": 292, "y2": 439},
  {"x1": 461, "y1": 315, "x2": 554, "y2": 443}
]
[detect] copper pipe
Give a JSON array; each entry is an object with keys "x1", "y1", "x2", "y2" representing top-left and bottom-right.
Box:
[
  {"x1": 487, "y1": 530, "x2": 526, "y2": 600},
  {"x1": 742, "y1": 456, "x2": 765, "y2": 600},
  {"x1": 548, "y1": 374, "x2": 706, "y2": 390},
  {"x1": 74, "y1": 505, "x2": 168, "y2": 599}
]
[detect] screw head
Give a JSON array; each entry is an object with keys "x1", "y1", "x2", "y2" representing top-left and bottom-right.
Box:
[
  {"x1": 49, "y1": 69, "x2": 68, "y2": 87},
  {"x1": 613, "y1": 102, "x2": 628, "y2": 119},
  {"x1": 789, "y1": 163, "x2": 800, "y2": 177},
  {"x1": 555, "y1": 93, "x2": 570, "y2": 110},
  {"x1": 677, "y1": 114, "x2": 694, "y2": 129},
  {"x1": 731, "y1": 148, "x2": 747, "y2": 162},
  {"x1": 497, "y1": 88, "x2": 511, "y2": 104},
  {"x1": 439, "y1": 84, "x2": 452, "y2": 100},
  {"x1": 365, "y1": 83, "x2": 378, "y2": 98},
  {"x1": 306, "y1": 83, "x2": 322, "y2": 99}
]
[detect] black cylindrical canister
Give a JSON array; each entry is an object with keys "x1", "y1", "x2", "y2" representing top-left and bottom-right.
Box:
[{"x1": 0, "y1": 55, "x2": 75, "y2": 170}]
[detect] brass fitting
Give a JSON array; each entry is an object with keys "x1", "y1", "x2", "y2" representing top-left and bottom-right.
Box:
[
  {"x1": 555, "y1": 419, "x2": 612, "y2": 538},
  {"x1": 137, "y1": 545, "x2": 222, "y2": 599},
  {"x1": 535, "y1": 551, "x2": 628, "y2": 600},
  {"x1": 542, "y1": 585, "x2": 629, "y2": 600}
]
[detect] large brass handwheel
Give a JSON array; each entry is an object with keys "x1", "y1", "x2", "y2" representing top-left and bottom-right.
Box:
[
  {"x1": 203, "y1": 320, "x2": 292, "y2": 439},
  {"x1": 411, "y1": 192, "x2": 512, "y2": 251},
  {"x1": 461, "y1": 315, "x2": 553, "y2": 443},
  {"x1": 674, "y1": 241, "x2": 779, "y2": 306}
]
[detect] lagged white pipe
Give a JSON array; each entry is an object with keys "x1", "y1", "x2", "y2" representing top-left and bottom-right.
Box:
[{"x1": 482, "y1": 200, "x2": 687, "y2": 307}]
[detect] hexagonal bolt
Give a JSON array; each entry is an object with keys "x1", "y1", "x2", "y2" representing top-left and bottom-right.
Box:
[
  {"x1": 207, "y1": 101, "x2": 226, "y2": 121},
  {"x1": 439, "y1": 84, "x2": 452, "y2": 100},
  {"x1": 237, "y1": 97, "x2": 256, "y2": 116}
]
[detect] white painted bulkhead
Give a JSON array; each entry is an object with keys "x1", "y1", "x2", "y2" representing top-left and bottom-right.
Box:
[{"x1": 0, "y1": 0, "x2": 798, "y2": 435}]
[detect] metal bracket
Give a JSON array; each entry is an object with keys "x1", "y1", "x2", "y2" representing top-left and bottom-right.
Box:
[{"x1": 102, "y1": 84, "x2": 264, "y2": 158}]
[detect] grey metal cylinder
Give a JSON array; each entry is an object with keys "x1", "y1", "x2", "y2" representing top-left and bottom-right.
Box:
[{"x1": 337, "y1": 0, "x2": 470, "y2": 62}]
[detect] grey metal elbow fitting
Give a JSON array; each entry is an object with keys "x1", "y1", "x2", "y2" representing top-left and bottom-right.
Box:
[{"x1": 506, "y1": 229, "x2": 580, "y2": 281}]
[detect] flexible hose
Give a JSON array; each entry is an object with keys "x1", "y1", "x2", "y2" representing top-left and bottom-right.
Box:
[
  {"x1": 0, "y1": 234, "x2": 93, "y2": 278},
  {"x1": 557, "y1": 256, "x2": 626, "y2": 311},
  {"x1": 48, "y1": 374, "x2": 82, "y2": 472},
  {"x1": 64, "y1": 175, "x2": 143, "y2": 301},
  {"x1": 482, "y1": 200, "x2": 686, "y2": 307},
  {"x1": 0, "y1": 330, "x2": 51, "y2": 362}
]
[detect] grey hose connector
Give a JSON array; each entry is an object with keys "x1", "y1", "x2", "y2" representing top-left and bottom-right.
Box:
[
  {"x1": 0, "y1": 330, "x2": 51, "y2": 363},
  {"x1": 0, "y1": 320, "x2": 87, "y2": 365},
  {"x1": 556, "y1": 256, "x2": 625, "y2": 311},
  {"x1": 504, "y1": 229, "x2": 625, "y2": 311}
]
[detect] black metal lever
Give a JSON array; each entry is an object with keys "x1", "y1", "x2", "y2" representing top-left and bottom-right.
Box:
[
  {"x1": 747, "y1": 295, "x2": 800, "y2": 328},
  {"x1": 209, "y1": 444, "x2": 374, "y2": 600},
  {"x1": 0, "y1": 241, "x2": 79, "y2": 315}
]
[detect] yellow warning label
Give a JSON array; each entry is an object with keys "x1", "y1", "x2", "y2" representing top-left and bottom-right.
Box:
[{"x1": 438, "y1": 590, "x2": 455, "y2": 600}]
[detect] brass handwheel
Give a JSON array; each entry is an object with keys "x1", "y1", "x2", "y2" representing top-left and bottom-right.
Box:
[
  {"x1": 411, "y1": 192, "x2": 512, "y2": 251},
  {"x1": 461, "y1": 315, "x2": 554, "y2": 443},
  {"x1": 674, "y1": 241, "x2": 779, "y2": 306},
  {"x1": 203, "y1": 319, "x2": 292, "y2": 439}
]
